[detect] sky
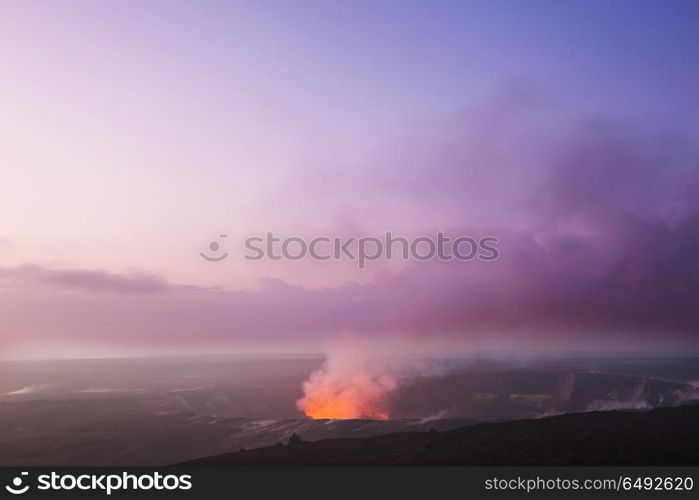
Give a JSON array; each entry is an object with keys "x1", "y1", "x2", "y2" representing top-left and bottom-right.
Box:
[{"x1": 1, "y1": 0, "x2": 699, "y2": 359}]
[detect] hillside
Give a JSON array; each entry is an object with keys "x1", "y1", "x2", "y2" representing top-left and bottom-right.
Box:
[{"x1": 182, "y1": 403, "x2": 699, "y2": 465}]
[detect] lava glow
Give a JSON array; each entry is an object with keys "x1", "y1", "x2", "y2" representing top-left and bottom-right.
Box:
[{"x1": 302, "y1": 396, "x2": 390, "y2": 420}]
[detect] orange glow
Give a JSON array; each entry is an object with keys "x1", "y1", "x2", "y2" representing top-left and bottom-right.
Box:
[
  {"x1": 297, "y1": 342, "x2": 398, "y2": 420},
  {"x1": 296, "y1": 359, "x2": 396, "y2": 420},
  {"x1": 302, "y1": 394, "x2": 390, "y2": 420}
]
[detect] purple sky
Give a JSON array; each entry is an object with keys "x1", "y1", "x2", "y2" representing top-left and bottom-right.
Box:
[{"x1": 1, "y1": 1, "x2": 698, "y2": 358}]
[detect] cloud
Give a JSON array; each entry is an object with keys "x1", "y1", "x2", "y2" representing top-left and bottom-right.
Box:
[
  {"x1": 0, "y1": 264, "x2": 170, "y2": 294},
  {"x1": 2, "y1": 87, "x2": 699, "y2": 355}
]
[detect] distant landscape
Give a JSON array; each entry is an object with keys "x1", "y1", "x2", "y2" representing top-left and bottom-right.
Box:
[{"x1": 1, "y1": 354, "x2": 697, "y2": 466}]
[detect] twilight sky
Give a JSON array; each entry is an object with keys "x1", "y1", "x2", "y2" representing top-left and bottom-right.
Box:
[{"x1": 1, "y1": 1, "x2": 699, "y2": 359}]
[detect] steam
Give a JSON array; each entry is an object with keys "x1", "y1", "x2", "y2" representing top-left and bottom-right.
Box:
[
  {"x1": 296, "y1": 338, "x2": 455, "y2": 420},
  {"x1": 4, "y1": 384, "x2": 50, "y2": 395},
  {"x1": 297, "y1": 341, "x2": 399, "y2": 420},
  {"x1": 585, "y1": 399, "x2": 651, "y2": 412},
  {"x1": 413, "y1": 409, "x2": 449, "y2": 424}
]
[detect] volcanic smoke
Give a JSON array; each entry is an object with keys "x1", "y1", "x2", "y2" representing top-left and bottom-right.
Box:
[{"x1": 296, "y1": 343, "x2": 397, "y2": 420}]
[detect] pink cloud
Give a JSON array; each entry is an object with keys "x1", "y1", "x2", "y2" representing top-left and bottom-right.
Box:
[
  {"x1": 3, "y1": 88, "x2": 699, "y2": 357},
  {"x1": 0, "y1": 265, "x2": 170, "y2": 294}
]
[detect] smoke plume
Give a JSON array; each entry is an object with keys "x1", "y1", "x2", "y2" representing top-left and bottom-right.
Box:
[{"x1": 297, "y1": 341, "x2": 398, "y2": 419}]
